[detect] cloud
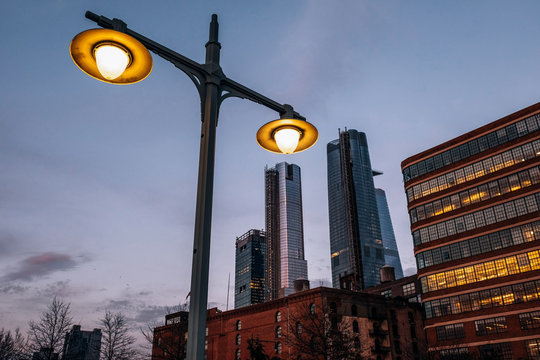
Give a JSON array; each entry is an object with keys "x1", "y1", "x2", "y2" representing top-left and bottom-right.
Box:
[
  {"x1": 1, "y1": 252, "x2": 88, "y2": 282},
  {"x1": 0, "y1": 284, "x2": 29, "y2": 294}
]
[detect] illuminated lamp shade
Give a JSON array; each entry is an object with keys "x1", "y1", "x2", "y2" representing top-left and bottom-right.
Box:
[
  {"x1": 70, "y1": 28, "x2": 152, "y2": 84},
  {"x1": 256, "y1": 118, "x2": 318, "y2": 154}
]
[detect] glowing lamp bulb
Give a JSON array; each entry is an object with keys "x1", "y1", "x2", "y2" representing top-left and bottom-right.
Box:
[
  {"x1": 274, "y1": 127, "x2": 301, "y2": 154},
  {"x1": 94, "y1": 43, "x2": 130, "y2": 80}
]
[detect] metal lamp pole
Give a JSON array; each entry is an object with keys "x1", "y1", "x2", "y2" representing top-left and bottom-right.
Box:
[{"x1": 82, "y1": 11, "x2": 307, "y2": 360}]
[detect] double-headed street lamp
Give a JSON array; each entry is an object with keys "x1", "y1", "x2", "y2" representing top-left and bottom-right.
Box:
[{"x1": 70, "y1": 11, "x2": 318, "y2": 360}]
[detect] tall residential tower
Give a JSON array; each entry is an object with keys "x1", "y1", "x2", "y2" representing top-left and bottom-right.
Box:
[
  {"x1": 265, "y1": 162, "x2": 308, "y2": 300},
  {"x1": 327, "y1": 129, "x2": 401, "y2": 289}
]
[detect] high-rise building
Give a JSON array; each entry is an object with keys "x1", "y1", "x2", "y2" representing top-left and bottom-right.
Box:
[
  {"x1": 327, "y1": 129, "x2": 394, "y2": 290},
  {"x1": 62, "y1": 325, "x2": 101, "y2": 360},
  {"x1": 376, "y1": 188, "x2": 404, "y2": 279},
  {"x1": 234, "y1": 229, "x2": 266, "y2": 309},
  {"x1": 401, "y1": 102, "x2": 540, "y2": 359},
  {"x1": 265, "y1": 162, "x2": 308, "y2": 300}
]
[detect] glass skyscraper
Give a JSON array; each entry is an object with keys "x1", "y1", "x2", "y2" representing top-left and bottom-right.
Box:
[
  {"x1": 234, "y1": 229, "x2": 266, "y2": 309},
  {"x1": 375, "y1": 188, "x2": 404, "y2": 279},
  {"x1": 327, "y1": 129, "x2": 399, "y2": 289},
  {"x1": 265, "y1": 162, "x2": 308, "y2": 300}
]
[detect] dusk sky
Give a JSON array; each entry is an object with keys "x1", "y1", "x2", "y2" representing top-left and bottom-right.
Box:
[{"x1": 2, "y1": 0, "x2": 540, "y2": 339}]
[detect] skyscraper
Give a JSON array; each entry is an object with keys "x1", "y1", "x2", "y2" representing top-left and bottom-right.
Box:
[
  {"x1": 375, "y1": 188, "x2": 404, "y2": 279},
  {"x1": 234, "y1": 229, "x2": 266, "y2": 309},
  {"x1": 327, "y1": 129, "x2": 395, "y2": 290},
  {"x1": 402, "y1": 103, "x2": 540, "y2": 358},
  {"x1": 265, "y1": 162, "x2": 308, "y2": 300}
]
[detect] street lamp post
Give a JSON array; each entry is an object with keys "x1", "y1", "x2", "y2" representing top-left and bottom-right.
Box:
[{"x1": 70, "y1": 11, "x2": 317, "y2": 360}]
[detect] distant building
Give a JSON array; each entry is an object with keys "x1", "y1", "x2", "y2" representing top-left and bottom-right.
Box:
[
  {"x1": 327, "y1": 129, "x2": 401, "y2": 290},
  {"x1": 365, "y1": 266, "x2": 421, "y2": 304},
  {"x1": 32, "y1": 348, "x2": 59, "y2": 360},
  {"x1": 375, "y1": 188, "x2": 404, "y2": 279},
  {"x1": 265, "y1": 162, "x2": 308, "y2": 300},
  {"x1": 234, "y1": 229, "x2": 266, "y2": 309},
  {"x1": 402, "y1": 102, "x2": 540, "y2": 358},
  {"x1": 152, "y1": 287, "x2": 427, "y2": 360},
  {"x1": 62, "y1": 325, "x2": 101, "y2": 360}
]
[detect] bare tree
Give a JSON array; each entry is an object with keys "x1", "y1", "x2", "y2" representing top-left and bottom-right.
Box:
[
  {"x1": 287, "y1": 303, "x2": 366, "y2": 360},
  {"x1": 0, "y1": 328, "x2": 29, "y2": 360},
  {"x1": 99, "y1": 311, "x2": 138, "y2": 360},
  {"x1": 140, "y1": 304, "x2": 189, "y2": 360},
  {"x1": 27, "y1": 297, "x2": 73, "y2": 360}
]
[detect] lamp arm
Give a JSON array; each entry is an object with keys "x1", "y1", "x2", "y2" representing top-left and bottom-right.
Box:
[
  {"x1": 220, "y1": 78, "x2": 306, "y2": 121},
  {"x1": 85, "y1": 11, "x2": 207, "y2": 97}
]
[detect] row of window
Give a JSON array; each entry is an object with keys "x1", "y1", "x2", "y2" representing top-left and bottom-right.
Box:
[
  {"x1": 416, "y1": 221, "x2": 540, "y2": 270},
  {"x1": 420, "y1": 248, "x2": 540, "y2": 293},
  {"x1": 413, "y1": 193, "x2": 540, "y2": 245},
  {"x1": 475, "y1": 316, "x2": 507, "y2": 336},
  {"x1": 403, "y1": 113, "x2": 540, "y2": 182},
  {"x1": 439, "y1": 347, "x2": 468, "y2": 360},
  {"x1": 436, "y1": 323, "x2": 464, "y2": 340},
  {"x1": 410, "y1": 165, "x2": 540, "y2": 224},
  {"x1": 406, "y1": 139, "x2": 540, "y2": 203},
  {"x1": 424, "y1": 279, "x2": 540, "y2": 319}
]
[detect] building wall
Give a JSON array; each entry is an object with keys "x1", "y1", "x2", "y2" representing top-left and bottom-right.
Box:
[
  {"x1": 327, "y1": 130, "x2": 387, "y2": 289},
  {"x1": 376, "y1": 188, "x2": 404, "y2": 279},
  {"x1": 265, "y1": 162, "x2": 308, "y2": 299},
  {"x1": 234, "y1": 229, "x2": 266, "y2": 309},
  {"x1": 401, "y1": 102, "x2": 540, "y2": 359}
]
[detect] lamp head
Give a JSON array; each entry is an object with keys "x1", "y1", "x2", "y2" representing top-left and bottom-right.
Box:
[
  {"x1": 70, "y1": 28, "x2": 152, "y2": 84},
  {"x1": 256, "y1": 118, "x2": 318, "y2": 154}
]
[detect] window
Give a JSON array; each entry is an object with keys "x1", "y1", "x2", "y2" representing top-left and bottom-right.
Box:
[
  {"x1": 479, "y1": 342, "x2": 512, "y2": 360},
  {"x1": 276, "y1": 326, "x2": 282, "y2": 338},
  {"x1": 235, "y1": 320, "x2": 241, "y2": 331},
  {"x1": 235, "y1": 333, "x2": 241, "y2": 345},
  {"x1": 310, "y1": 303, "x2": 316, "y2": 315},
  {"x1": 296, "y1": 321, "x2": 302, "y2": 335},
  {"x1": 235, "y1": 349, "x2": 241, "y2": 360},
  {"x1": 275, "y1": 311, "x2": 281, "y2": 322},
  {"x1": 275, "y1": 342, "x2": 282, "y2": 354},
  {"x1": 519, "y1": 310, "x2": 540, "y2": 329},
  {"x1": 436, "y1": 323, "x2": 464, "y2": 340},
  {"x1": 402, "y1": 282, "x2": 416, "y2": 297},
  {"x1": 475, "y1": 316, "x2": 507, "y2": 335},
  {"x1": 381, "y1": 289, "x2": 392, "y2": 299},
  {"x1": 526, "y1": 339, "x2": 540, "y2": 359},
  {"x1": 352, "y1": 320, "x2": 359, "y2": 333}
]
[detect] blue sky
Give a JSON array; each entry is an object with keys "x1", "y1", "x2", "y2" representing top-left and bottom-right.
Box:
[{"x1": 1, "y1": 0, "x2": 540, "y2": 338}]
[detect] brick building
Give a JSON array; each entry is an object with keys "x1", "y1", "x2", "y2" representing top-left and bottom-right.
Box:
[
  {"x1": 152, "y1": 287, "x2": 426, "y2": 359},
  {"x1": 401, "y1": 102, "x2": 540, "y2": 358}
]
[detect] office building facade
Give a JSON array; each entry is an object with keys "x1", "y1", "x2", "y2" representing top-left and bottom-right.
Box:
[
  {"x1": 402, "y1": 102, "x2": 540, "y2": 359},
  {"x1": 234, "y1": 229, "x2": 266, "y2": 309},
  {"x1": 265, "y1": 162, "x2": 308, "y2": 300},
  {"x1": 327, "y1": 129, "x2": 395, "y2": 290},
  {"x1": 376, "y1": 188, "x2": 404, "y2": 279}
]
